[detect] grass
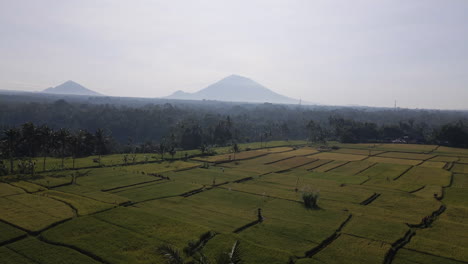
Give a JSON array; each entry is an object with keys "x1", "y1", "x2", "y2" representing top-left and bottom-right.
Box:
[
  {"x1": 312, "y1": 160, "x2": 349, "y2": 172},
  {"x1": 308, "y1": 234, "x2": 391, "y2": 264},
  {"x1": 0, "y1": 182, "x2": 25, "y2": 197},
  {"x1": 164, "y1": 167, "x2": 257, "y2": 186},
  {"x1": 1, "y1": 142, "x2": 468, "y2": 263},
  {"x1": 452, "y1": 174, "x2": 468, "y2": 188},
  {"x1": 39, "y1": 190, "x2": 114, "y2": 215},
  {"x1": 6, "y1": 236, "x2": 101, "y2": 264},
  {"x1": 405, "y1": 219, "x2": 468, "y2": 261},
  {"x1": 429, "y1": 155, "x2": 460, "y2": 162},
  {"x1": 109, "y1": 181, "x2": 202, "y2": 202},
  {"x1": 341, "y1": 215, "x2": 408, "y2": 243},
  {"x1": 9, "y1": 181, "x2": 46, "y2": 193},
  {"x1": 282, "y1": 147, "x2": 318, "y2": 156},
  {"x1": 228, "y1": 172, "x2": 372, "y2": 204},
  {"x1": 377, "y1": 152, "x2": 435, "y2": 160},
  {"x1": 310, "y1": 152, "x2": 367, "y2": 161},
  {"x1": 412, "y1": 185, "x2": 443, "y2": 199},
  {"x1": 28, "y1": 172, "x2": 73, "y2": 187},
  {"x1": 327, "y1": 160, "x2": 375, "y2": 175},
  {"x1": 397, "y1": 167, "x2": 451, "y2": 186},
  {"x1": 0, "y1": 194, "x2": 74, "y2": 231},
  {"x1": 42, "y1": 215, "x2": 164, "y2": 264},
  {"x1": 203, "y1": 233, "x2": 292, "y2": 264},
  {"x1": 366, "y1": 192, "x2": 441, "y2": 224},
  {"x1": 258, "y1": 146, "x2": 294, "y2": 153},
  {"x1": 0, "y1": 221, "x2": 26, "y2": 244},
  {"x1": 2, "y1": 140, "x2": 307, "y2": 173},
  {"x1": 191, "y1": 150, "x2": 267, "y2": 163},
  {"x1": 435, "y1": 146, "x2": 468, "y2": 156},
  {"x1": 367, "y1": 156, "x2": 421, "y2": 166},
  {"x1": 419, "y1": 160, "x2": 446, "y2": 168},
  {"x1": 452, "y1": 163, "x2": 468, "y2": 174},
  {"x1": 373, "y1": 144, "x2": 438, "y2": 153},
  {"x1": 443, "y1": 188, "x2": 468, "y2": 207},
  {"x1": 0, "y1": 246, "x2": 37, "y2": 264},
  {"x1": 53, "y1": 185, "x2": 129, "y2": 204},
  {"x1": 332, "y1": 148, "x2": 384, "y2": 156},
  {"x1": 394, "y1": 248, "x2": 466, "y2": 264},
  {"x1": 268, "y1": 156, "x2": 317, "y2": 171}
]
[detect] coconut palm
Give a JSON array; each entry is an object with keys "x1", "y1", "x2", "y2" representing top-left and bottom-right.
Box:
[
  {"x1": 231, "y1": 143, "x2": 239, "y2": 161},
  {"x1": 55, "y1": 128, "x2": 71, "y2": 169},
  {"x1": 38, "y1": 125, "x2": 54, "y2": 171},
  {"x1": 95, "y1": 128, "x2": 108, "y2": 166},
  {"x1": 2, "y1": 128, "x2": 20, "y2": 174},
  {"x1": 158, "y1": 239, "x2": 241, "y2": 264},
  {"x1": 158, "y1": 245, "x2": 185, "y2": 264},
  {"x1": 21, "y1": 122, "x2": 41, "y2": 160}
]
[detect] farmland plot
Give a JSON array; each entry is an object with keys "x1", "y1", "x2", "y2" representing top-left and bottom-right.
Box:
[
  {"x1": 377, "y1": 152, "x2": 434, "y2": 160},
  {"x1": 0, "y1": 194, "x2": 74, "y2": 232},
  {"x1": 331, "y1": 148, "x2": 384, "y2": 156},
  {"x1": 1, "y1": 143, "x2": 468, "y2": 263},
  {"x1": 311, "y1": 152, "x2": 367, "y2": 161},
  {"x1": 5, "y1": 237, "x2": 100, "y2": 264}
]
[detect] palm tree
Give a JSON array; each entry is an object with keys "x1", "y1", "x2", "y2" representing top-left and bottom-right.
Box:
[
  {"x1": 38, "y1": 125, "x2": 53, "y2": 172},
  {"x1": 21, "y1": 122, "x2": 40, "y2": 160},
  {"x1": 95, "y1": 129, "x2": 108, "y2": 166},
  {"x1": 158, "y1": 240, "x2": 241, "y2": 264},
  {"x1": 55, "y1": 128, "x2": 70, "y2": 169},
  {"x1": 169, "y1": 146, "x2": 177, "y2": 160},
  {"x1": 158, "y1": 140, "x2": 167, "y2": 160},
  {"x1": 231, "y1": 143, "x2": 239, "y2": 161},
  {"x1": 158, "y1": 245, "x2": 185, "y2": 264},
  {"x1": 3, "y1": 128, "x2": 20, "y2": 174},
  {"x1": 69, "y1": 131, "x2": 83, "y2": 169}
]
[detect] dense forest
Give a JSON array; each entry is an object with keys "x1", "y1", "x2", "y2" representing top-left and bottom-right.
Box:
[{"x1": 1, "y1": 96, "x2": 468, "y2": 167}]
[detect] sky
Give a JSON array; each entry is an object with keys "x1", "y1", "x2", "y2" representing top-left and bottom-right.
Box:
[{"x1": 0, "y1": 0, "x2": 467, "y2": 109}]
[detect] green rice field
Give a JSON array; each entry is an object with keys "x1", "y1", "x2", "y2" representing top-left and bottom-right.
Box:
[{"x1": 1, "y1": 142, "x2": 467, "y2": 263}]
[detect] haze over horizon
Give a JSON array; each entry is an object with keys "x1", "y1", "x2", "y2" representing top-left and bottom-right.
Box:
[{"x1": 1, "y1": 0, "x2": 467, "y2": 110}]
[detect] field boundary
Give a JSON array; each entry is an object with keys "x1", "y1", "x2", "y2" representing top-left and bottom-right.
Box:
[
  {"x1": 306, "y1": 160, "x2": 334, "y2": 171},
  {"x1": 302, "y1": 214, "x2": 353, "y2": 258},
  {"x1": 264, "y1": 155, "x2": 297, "y2": 165},
  {"x1": 359, "y1": 193, "x2": 381, "y2": 205},
  {"x1": 102, "y1": 179, "x2": 165, "y2": 192},
  {"x1": 354, "y1": 162, "x2": 378, "y2": 176},
  {"x1": 393, "y1": 166, "x2": 414, "y2": 181},
  {"x1": 408, "y1": 185, "x2": 425, "y2": 194},
  {"x1": 0, "y1": 233, "x2": 28, "y2": 247},
  {"x1": 38, "y1": 235, "x2": 111, "y2": 264},
  {"x1": 4, "y1": 245, "x2": 42, "y2": 264},
  {"x1": 402, "y1": 248, "x2": 468, "y2": 264},
  {"x1": 275, "y1": 159, "x2": 320, "y2": 173},
  {"x1": 324, "y1": 161, "x2": 350, "y2": 172}
]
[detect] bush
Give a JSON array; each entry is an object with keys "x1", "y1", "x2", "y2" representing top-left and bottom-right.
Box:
[{"x1": 302, "y1": 191, "x2": 319, "y2": 209}]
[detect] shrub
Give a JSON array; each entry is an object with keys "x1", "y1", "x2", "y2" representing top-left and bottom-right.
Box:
[{"x1": 302, "y1": 191, "x2": 320, "y2": 209}]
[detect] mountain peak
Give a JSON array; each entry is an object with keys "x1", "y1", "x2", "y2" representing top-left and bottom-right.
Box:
[
  {"x1": 42, "y1": 81, "x2": 102, "y2": 96},
  {"x1": 165, "y1": 75, "x2": 299, "y2": 104},
  {"x1": 225, "y1": 74, "x2": 247, "y2": 79}
]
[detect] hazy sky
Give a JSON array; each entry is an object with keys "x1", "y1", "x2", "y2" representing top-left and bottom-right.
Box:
[{"x1": 1, "y1": 0, "x2": 467, "y2": 109}]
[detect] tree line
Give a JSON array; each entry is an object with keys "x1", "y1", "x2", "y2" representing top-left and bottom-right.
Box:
[
  {"x1": 0, "y1": 123, "x2": 111, "y2": 175},
  {"x1": 2, "y1": 117, "x2": 468, "y2": 175},
  {"x1": 2, "y1": 99, "x2": 468, "y2": 175}
]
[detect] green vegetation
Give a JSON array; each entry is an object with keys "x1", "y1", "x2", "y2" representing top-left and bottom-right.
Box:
[{"x1": 0, "y1": 143, "x2": 467, "y2": 263}]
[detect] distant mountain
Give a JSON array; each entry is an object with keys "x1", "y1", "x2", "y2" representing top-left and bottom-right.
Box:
[
  {"x1": 42, "y1": 81, "x2": 102, "y2": 96},
  {"x1": 165, "y1": 75, "x2": 299, "y2": 104}
]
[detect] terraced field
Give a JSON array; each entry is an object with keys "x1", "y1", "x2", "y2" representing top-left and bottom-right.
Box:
[{"x1": 1, "y1": 143, "x2": 467, "y2": 264}]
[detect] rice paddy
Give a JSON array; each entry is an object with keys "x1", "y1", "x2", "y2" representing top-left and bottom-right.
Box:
[{"x1": 0, "y1": 143, "x2": 467, "y2": 263}]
